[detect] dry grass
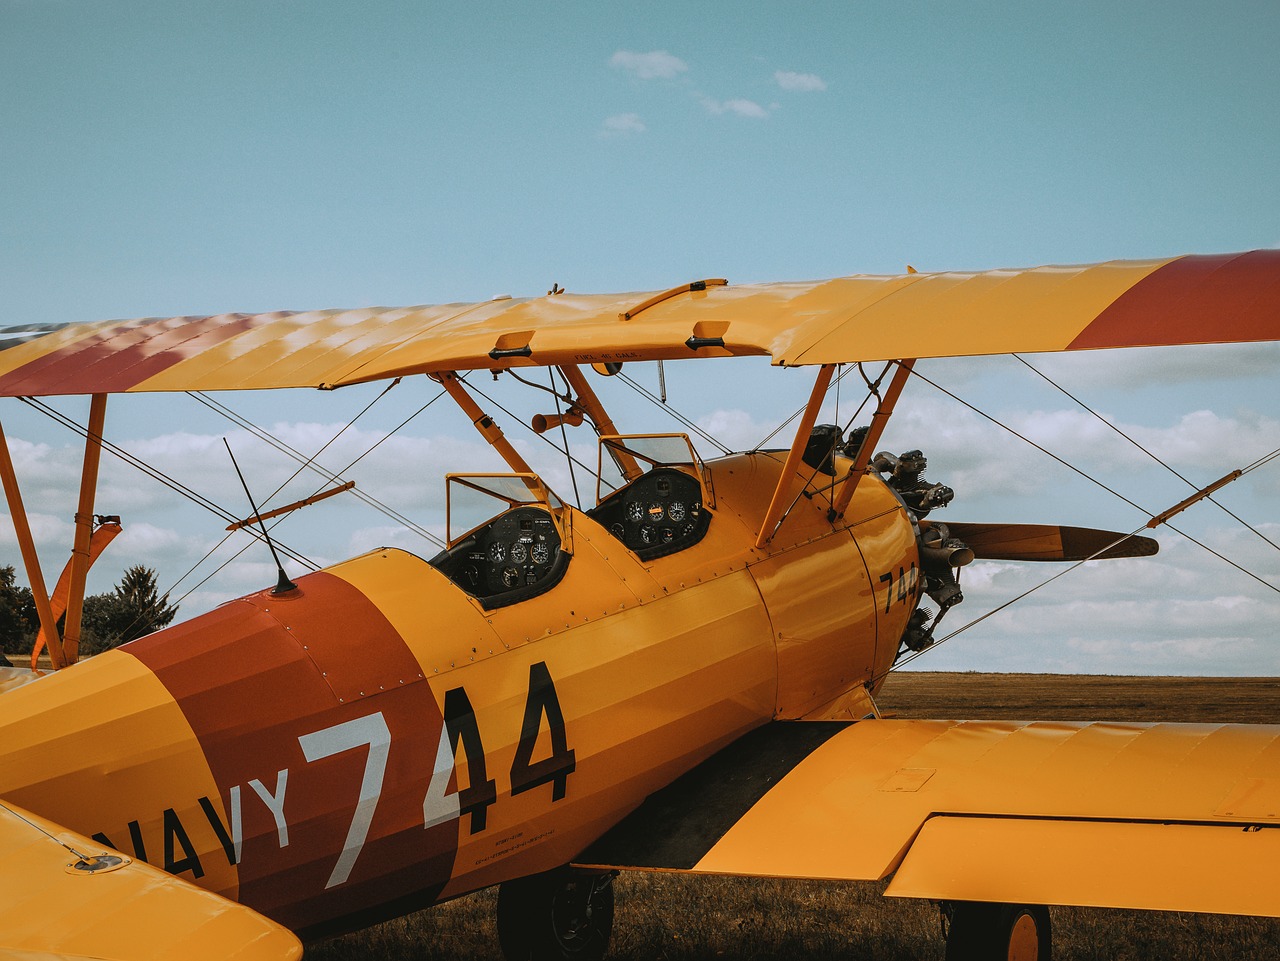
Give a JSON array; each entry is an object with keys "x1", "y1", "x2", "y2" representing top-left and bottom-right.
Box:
[{"x1": 307, "y1": 673, "x2": 1280, "y2": 960}]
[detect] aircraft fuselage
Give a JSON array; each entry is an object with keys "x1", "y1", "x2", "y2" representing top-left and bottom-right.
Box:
[{"x1": 0, "y1": 451, "x2": 917, "y2": 938}]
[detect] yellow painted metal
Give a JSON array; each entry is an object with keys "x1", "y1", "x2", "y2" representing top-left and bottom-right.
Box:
[
  {"x1": 782, "y1": 258, "x2": 1172, "y2": 366},
  {"x1": 691, "y1": 718, "x2": 1280, "y2": 898},
  {"x1": 885, "y1": 816, "x2": 1280, "y2": 917},
  {"x1": 324, "y1": 502, "x2": 777, "y2": 902},
  {"x1": 559, "y1": 365, "x2": 642, "y2": 481},
  {"x1": 753, "y1": 532, "x2": 877, "y2": 717},
  {"x1": 829, "y1": 360, "x2": 915, "y2": 520},
  {"x1": 63, "y1": 393, "x2": 108, "y2": 664},
  {"x1": 435, "y1": 372, "x2": 535, "y2": 475},
  {"x1": 0, "y1": 417, "x2": 65, "y2": 670},
  {"x1": 0, "y1": 800, "x2": 299, "y2": 960},
  {"x1": 754, "y1": 364, "x2": 835, "y2": 549},
  {"x1": 0, "y1": 650, "x2": 238, "y2": 902},
  {"x1": 433, "y1": 566, "x2": 778, "y2": 900}
]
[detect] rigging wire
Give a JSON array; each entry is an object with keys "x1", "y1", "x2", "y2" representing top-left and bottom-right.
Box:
[
  {"x1": 885, "y1": 372, "x2": 1280, "y2": 676},
  {"x1": 18, "y1": 396, "x2": 316, "y2": 570},
  {"x1": 750, "y1": 363, "x2": 873, "y2": 452},
  {"x1": 888, "y1": 473, "x2": 1280, "y2": 682},
  {"x1": 908, "y1": 366, "x2": 1280, "y2": 589},
  {"x1": 550, "y1": 368, "x2": 582, "y2": 509},
  {"x1": 1012, "y1": 354, "x2": 1280, "y2": 556},
  {"x1": 771, "y1": 380, "x2": 883, "y2": 537},
  {"x1": 189, "y1": 389, "x2": 445, "y2": 546},
  {"x1": 886, "y1": 527, "x2": 1143, "y2": 677},
  {"x1": 615, "y1": 371, "x2": 732, "y2": 454},
  {"x1": 466, "y1": 376, "x2": 620, "y2": 495},
  {"x1": 162, "y1": 383, "x2": 453, "y2": 606}
]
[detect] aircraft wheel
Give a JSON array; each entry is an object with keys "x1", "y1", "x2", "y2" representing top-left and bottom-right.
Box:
[
  {"x1": 497, "y1": 868, "x2": 615, "y2": 961},
  {"x1": 943, "y1": 901, "x2": 1051, "y2": 961}
]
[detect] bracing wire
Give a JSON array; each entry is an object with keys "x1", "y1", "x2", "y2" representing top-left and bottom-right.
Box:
[
  {"x1": 615, "y1": 371, "x2": 732, "y2": 454},
  {"x1": 887, "y1": 369, "x2": 1280, "y2": 675},
  {"x1": 750, "y1": 363, "x2": 879, "y2": 452},
  {"x1": 1013, "y1": 354, "x2": 1280, "y2": 556},
  {"x1": 192, "y1": 389, "x2": 449, "y2": 547},
  {"x1": 465, "y1": 376, "x2": 620, "y2": 494},
  {"x1": 550, "y1": 368, "x2": 582, "y2": 509},
  {"x1": 18, "y1": 396, "x2": 316, "y2": 570}
]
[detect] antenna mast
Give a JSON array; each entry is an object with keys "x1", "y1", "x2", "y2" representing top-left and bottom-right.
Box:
[{"x1": 224, "y1": 439, "x2": 298, "y2": 595}]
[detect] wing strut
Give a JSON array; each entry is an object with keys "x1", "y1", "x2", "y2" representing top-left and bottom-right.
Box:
[
  {"x1": 434, "y1": 371, "x2": 536, "y2": 475},
  {"x1": 558, "y1": 365, "x2": 643, "y2": 482},
  {"x1": 62, "y1": 393, "x2": 107, "y2": 664},
  {"x1": 0, "y1": 415, "x2": 65, "y2": 669},
  {"x1": 755, "y1": 364, "x2": 836, "y2": 549},
  {"x1": 829, "y1": 360, "x2": 915, "y2": 521}
]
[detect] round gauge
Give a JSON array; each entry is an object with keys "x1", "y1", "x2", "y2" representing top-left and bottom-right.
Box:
[
  {"x1": 501, "y1": 567, "x2": 521, "y2": 588},
  {"x1": 660, "y1": 527, "x2": 674, "y2": 543},
  {"x1": 626, "y1": 501, "x2": 645, "y2": 523},
  {"x1": 668, "y1": 501, "x2": 687, "y2": 522},
  {"x1": 488, "y1": 541, "x2": 507, "y2": 563},
  {"x1": 509, "y1": 542, "x2": 528, "y2": 564},
  {"x1": 647, "y1": 502, "x2": 665, "y2": 522},
  {"x1": 655, "y1": 475, "x2": 672, "y2": 497},
  {"x1": 531, "y1": 541, "x2": 551, "y2": 564},
  {"x1": 639, "y1": 525, "x2": 655, "y2": 545},
  {"x1": 610, "y1": 522, "x2": 625, "y2": 539}
]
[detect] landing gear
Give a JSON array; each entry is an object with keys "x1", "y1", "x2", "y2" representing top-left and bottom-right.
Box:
[
  {"x1": 943, "y1": 901, "x2": 1051, "y2": 961},
  {"x1": 497, "y1": 868, "x2": 616, "y2": 961}
]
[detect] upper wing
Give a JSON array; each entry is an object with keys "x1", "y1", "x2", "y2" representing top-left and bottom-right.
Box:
[
  {"x1": 0, "y1": 799, "x2": 301, "y2": 960},
  {"x1": 1, "y1": 250, "x2": 1278, "y2": 396},
  {"x1": 575, "y1": 718, "x2": 1280, "y2": 917}
]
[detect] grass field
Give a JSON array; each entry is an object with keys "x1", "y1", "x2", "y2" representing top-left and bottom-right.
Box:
[{"x1": 306, "y1": 673, "x2": 1280, "y2": 960}]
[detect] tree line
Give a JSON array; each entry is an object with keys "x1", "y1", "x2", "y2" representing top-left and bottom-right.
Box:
[{"x1": 0, "y1": 564, "x2": 178, "y2": 658}]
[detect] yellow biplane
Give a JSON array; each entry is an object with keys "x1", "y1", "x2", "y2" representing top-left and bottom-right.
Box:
[{"x1": 0, "y1": 250, "x2": 1277, "y2": 961}]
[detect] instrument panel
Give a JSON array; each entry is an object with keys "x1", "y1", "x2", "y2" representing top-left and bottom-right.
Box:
[
  {"x1": 589, "y1": 467, "x2": 711, "y2": 560},
  {"x1": 431, "y1": 506, "x2": 567, "y2": 609}
]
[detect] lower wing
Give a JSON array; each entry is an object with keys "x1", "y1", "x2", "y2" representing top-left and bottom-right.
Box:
[
  {"x1": 576, "y1": 718, "x2": 1280, "y2": 916},
  {"x1": 0, "y1": 799, "x2": 300, "y2": 960}
]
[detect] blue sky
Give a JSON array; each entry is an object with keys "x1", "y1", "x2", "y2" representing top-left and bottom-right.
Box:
[{"x1": 2, "y1": 1, "x2": 1278, "y2": 675}]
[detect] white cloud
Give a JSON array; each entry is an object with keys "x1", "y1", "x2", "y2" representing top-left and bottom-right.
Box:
[
  {"x1": 1027, "y1": 343, "x2": 1280, "y2": 392},
  {"x1": 601, "y1": 113, "x2": 645, "y2": 136},
  {"x1": 699, "y1": 96, "x2": 769, "y2": 119},
  {"x1": 609, "y1": 50, "x2": 688, "y2": 81},
  {"x1": 775, "y1": 70, "x2": 827, "y2": 92}
]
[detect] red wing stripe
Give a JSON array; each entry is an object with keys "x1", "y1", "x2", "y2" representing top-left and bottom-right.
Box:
[
  {"x1": 1068, "y1": 249, "x2": 1280, "y2": 350},
  {"x1": 0, "y1": 313, "x2": 275, "y2": 396}
]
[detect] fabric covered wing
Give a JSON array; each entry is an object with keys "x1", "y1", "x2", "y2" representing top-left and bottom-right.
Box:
[
  {"x1": 1, "y1": 250, "x2": 1279, "y2": 396},
  {"x1": 0, "y1": 799, "x2": 301, "y2": 960},
  {"x1": 575, "y1": 719, "x2": 1280, "y2": 916}
]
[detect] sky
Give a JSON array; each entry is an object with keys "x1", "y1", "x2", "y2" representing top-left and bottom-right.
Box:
[{"x1": 1, "y1": 0, "x2": 1278, "y2": 676}]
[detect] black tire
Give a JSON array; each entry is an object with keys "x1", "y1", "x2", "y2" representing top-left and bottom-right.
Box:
[
  {"x1": 944, "y1": 901, "x2": 1051, "y2": 961},
  {"x1": 497, "y1": 869, "x2": 615, "y2": 961}
]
